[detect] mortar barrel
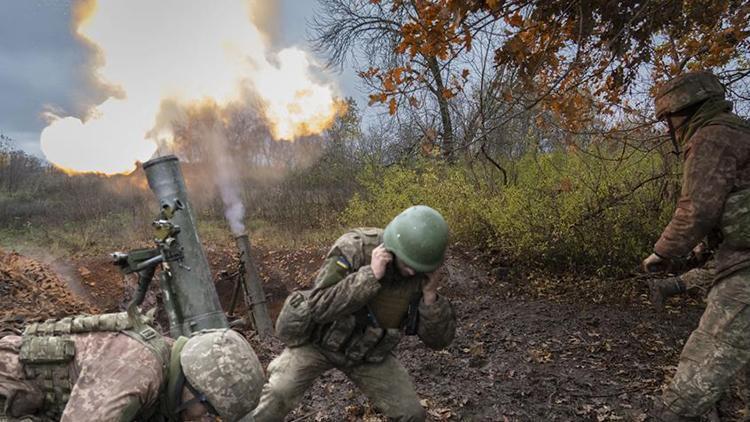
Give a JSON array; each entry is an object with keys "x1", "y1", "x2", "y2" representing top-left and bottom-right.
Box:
[
  {"x1": 235, "y1": 233, "x2": 273, "y2": 337},
  {"x1": 143, "y1": 155, "x2": 227, "y2": 334}
]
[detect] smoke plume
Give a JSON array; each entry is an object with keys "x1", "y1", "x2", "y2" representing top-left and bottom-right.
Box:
[{"x1": 40, "y1": 0, "x2": 343, "y2": 175}]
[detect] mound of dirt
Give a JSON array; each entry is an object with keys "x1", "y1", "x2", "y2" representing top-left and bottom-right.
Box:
[{"x1": 0, "y1": 249, "x2": 98, "y2": 331}]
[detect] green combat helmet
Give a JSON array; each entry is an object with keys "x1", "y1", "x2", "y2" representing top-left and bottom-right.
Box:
[
  {"x1": 654, "y1": 71, "x2": 724, "y2": 120},
  {"x1": 384, "y1": 205, "x2": 449, "y2": 273},
  {"x1": 179, "y1": 329, "x2": 264, "y2": 421}
]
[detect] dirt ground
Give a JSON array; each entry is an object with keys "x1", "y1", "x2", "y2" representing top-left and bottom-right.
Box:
[{"x1": 0, "y1": 244, "x2": 742, "y2": 421}]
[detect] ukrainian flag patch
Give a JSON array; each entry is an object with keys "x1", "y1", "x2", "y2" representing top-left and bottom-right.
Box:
[{"x1": 335, "y1": 256, "x2": 351, "y2": 270}]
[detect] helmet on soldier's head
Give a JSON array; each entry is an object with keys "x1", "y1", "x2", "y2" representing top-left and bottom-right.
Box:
[
  {"x1": 179, "y1": 329, "x2": 264, "y2": 421},
  {"x1": 654, "y1": 71, "x2": 725, "y2": 120},
  {"x1": 383, "y1": 205, "x2": 449, "y2": 273}
]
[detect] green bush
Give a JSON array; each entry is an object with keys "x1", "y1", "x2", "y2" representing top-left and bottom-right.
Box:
[{"x1": 341, "y1": 148, "x2": 675, "y2": 276}]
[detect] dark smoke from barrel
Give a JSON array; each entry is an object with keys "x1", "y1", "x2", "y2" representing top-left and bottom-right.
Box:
[{"x1": 143, "y1": 155, "x2": 228, "y2": 336}]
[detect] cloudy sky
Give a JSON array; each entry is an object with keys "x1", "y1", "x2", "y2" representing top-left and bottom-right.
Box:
[{"x1": 0, "y1": 0, "x2": 362, "y2": 157}]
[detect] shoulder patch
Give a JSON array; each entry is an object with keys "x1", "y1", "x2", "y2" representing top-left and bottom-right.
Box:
[
  {"x1": 335, "y1": 256, "x2": 351, "y2": 270},
  {"x1": 315, "y1": 256, "x2": 352, "y2": 289}
]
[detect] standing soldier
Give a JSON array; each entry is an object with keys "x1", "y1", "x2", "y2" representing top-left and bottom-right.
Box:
[
  {"x1": 0, "y1": 311, "x2": 264, "y2": 421},
  {"x1": 642, "y1": 71, "x2": 750, "y2": 421},
  {"x1": 253, "y1": 205, "x2": 456, "y2": 422}
]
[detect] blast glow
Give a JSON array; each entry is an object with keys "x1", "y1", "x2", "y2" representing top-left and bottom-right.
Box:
[{"x1": 40, "y1": 0, "x2": 341, "y2": 175}]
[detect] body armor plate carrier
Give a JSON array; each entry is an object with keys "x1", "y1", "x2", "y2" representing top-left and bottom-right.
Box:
[{"x1": 16, "y1": 311, "x2": 168, "y2": 421}]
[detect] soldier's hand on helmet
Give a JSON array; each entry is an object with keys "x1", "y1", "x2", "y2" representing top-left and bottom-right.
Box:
[
  {"x1": 642, "y1": 253, "x2": 671, "y2": 273},
  {"x1": 422, "y1": 268, "x2": 443, "y2": 305},
  {"x1": 371, "y1": 244, "x2": 393, "y2": 280}
]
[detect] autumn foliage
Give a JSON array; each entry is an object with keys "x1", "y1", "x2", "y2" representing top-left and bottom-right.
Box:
[{"x1": 366, "y1": 0, "x2": 750, "y2": 130}]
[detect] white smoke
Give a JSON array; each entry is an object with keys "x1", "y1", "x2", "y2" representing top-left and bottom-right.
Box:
[
  {"x1": 217, "y1": 166, "x2": 246, "y2": 235},
  {"x1": 188, "y1": 111, "x2": 247, "y2": 236}
]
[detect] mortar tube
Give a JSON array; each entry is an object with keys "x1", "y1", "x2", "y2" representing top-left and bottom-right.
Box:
[
  {"x1": 143, "y1": 155, "x2": 227, "y2": 335},
  {"x1": 235, "y1": 233, "x2": 273, "y2": 337}
]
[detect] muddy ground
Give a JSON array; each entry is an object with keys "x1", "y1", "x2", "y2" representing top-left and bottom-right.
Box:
[{"x1": 0, "y1": 244, "x2": 742, "y2": 421}]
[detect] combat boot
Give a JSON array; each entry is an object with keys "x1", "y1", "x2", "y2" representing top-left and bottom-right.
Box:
[{"x1": 648, "y1": 277, "x2": 686, "y2": 310}]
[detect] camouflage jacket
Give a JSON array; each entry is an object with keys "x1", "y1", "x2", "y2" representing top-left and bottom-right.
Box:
[
  {"x1": 0, "y1": 332, "x2": 170, "y2": 421},
  {"x1": 307, "y1": 228, "x2": 456, "y2": 361},
  {"x1": 654, "y1": 118, "x2": 750, "y2": 278}
]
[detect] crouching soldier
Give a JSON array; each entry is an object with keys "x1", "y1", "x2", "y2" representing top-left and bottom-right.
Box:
[
  {"x1": 253, "y1": 205, "x2": 457, "y2": 422},
  {"x1": 0, "y1": 311, "x2": 264, "y2": 421}
]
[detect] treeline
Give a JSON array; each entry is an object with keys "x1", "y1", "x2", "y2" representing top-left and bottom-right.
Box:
[{"x1": 2, "y1": 100, "x2": 679, "y2": 276}]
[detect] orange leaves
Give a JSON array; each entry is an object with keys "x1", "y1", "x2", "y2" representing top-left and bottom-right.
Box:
[
  {"x1": 362, "y1": 0, "x2": 749, "y2": 134},
  {"x1": 485, "y1": 0, "x2": 503, "y2": 10},
  {"x1": 366, "y1": 66, "x2": 414, "y2": 114},
  {"x1": 357, "y1": 67, "x2": 380, "y2": 79},
  {"x1": 540, "y1": 92, "x2": 597, "y2": 133},
  {"x1": 505, "y1": 11, "x2": 523, "y2": 28},
  {"x1": 368, "y1": 93, "x2": 388, "y2": 106},
  {"x1": 383, "y1": 78, "x2": 396, "y2": 92},
  {"x1": 503, "y1": 36, "x2": 526, "y2": 61},
  {"x1": 382, "y1": 67, "x2": 407, "y2": 94}
]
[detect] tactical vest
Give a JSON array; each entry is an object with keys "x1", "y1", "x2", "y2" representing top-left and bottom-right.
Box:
[
  {"x1": 314, "y1": 228, "x2": 423, "y2": 366},
  {"x1": 16, "y1": 312, "x2": 169, "y2": 421},
  {"x1": 721, "y1": 188, "x2": 750, "y2": 249}
]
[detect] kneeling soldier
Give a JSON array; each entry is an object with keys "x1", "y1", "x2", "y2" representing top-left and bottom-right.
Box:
[{"x1": 253, "y1": 205, "x2": 457, "y2": 422}]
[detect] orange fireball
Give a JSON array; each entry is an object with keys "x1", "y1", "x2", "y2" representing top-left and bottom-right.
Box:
[{"x1": 40, "y1": 0, "x2": 342, "y2": 175}]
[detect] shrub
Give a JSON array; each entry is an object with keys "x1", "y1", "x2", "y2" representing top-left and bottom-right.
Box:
[{"x1": 341, "y1": 148, "x2": 675, "y2": 276}]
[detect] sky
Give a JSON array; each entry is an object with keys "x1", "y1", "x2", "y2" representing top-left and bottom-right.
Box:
[{"x1": 0, "y1": 0, "x2": 363, "y2": 157}]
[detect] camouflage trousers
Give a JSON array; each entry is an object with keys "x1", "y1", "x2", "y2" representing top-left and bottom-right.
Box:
[
  {"x1": 0, "y1": 337, "x2": 44, "y2": 422},
  {"x1": 252, "y1": 344, "x2": 425, "y2": 422},
  {"x1": 662, "y1": 267, "x2": 750, "y2": 417}
]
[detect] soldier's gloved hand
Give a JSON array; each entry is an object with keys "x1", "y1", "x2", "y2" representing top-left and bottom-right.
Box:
[
  {"x1": 371, "y1": 244, "x2": 393, "y2": 280},
  {"x1": 642, "y1": 252, "x2": 671, "y2": 273},
  {"x1": 687, "y1": 241, "x2": 711, "y2": 267}
]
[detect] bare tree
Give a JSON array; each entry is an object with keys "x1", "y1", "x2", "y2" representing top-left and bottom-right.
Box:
[{"x1": 311, "y1": 0, "x2": 462, "y2": 158}]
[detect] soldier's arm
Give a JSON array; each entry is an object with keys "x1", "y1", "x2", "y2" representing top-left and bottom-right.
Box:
[
  {"x1": 655, "y1": 130, "x2": 738, "y2": 258},
  {"x1": 307, "y1": 257, "x2": 382, "y2": 324},
  {"x1": 417, "y1": 295, "x2": 456, "y2": 350}
]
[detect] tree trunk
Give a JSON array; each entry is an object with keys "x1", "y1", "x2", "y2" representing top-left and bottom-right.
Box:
[{"x1": 426, "y1": 56, "x2": 454, "y2": 160}]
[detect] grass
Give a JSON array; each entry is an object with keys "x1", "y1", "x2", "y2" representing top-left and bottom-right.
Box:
[
  {"x1": 0, "y1": 214, "x2": 337, "y2": 262},
  {"x1": 197, "y1": 217, "x2": 338, "y2": 250}
]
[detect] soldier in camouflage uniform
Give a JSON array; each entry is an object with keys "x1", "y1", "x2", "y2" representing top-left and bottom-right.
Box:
[
  {"x1": 0, "y1": 311, "x2": 264, "y2": 422},
  {"x1": 253, "y1": 205, "x2": 456, "y2": 422},
  {"x1": 641, "y1": 71, "x2": 750, "y2": 421}
]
